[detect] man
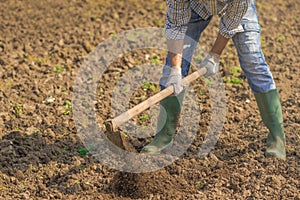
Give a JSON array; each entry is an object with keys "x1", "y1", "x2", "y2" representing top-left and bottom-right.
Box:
[{"x1": 141, "y1": 0, "x2": 286, "y2": 160}]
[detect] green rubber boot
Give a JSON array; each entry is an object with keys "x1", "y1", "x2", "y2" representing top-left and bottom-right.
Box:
[
  {"x1": 254, "y1": 89, "x2": 286, "y2": 160},
  {"x1": 141, "y1": 90, "x2": 185, "y2": 154}
]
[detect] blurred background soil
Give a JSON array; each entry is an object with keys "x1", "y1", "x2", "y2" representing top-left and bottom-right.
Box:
[{"x1": 0, "y1": 0, "x2": 299, "y2": 199}]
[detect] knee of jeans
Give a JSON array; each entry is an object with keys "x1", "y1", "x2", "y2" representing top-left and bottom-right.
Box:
[
  {"x1": 234, "y1": 30, "x2": 263, "y2": 67},
  {"x1": 239, "y1": 53, "x2": 268, "y2": 77},
  {"x1": 240, "y1": 56, "x2": 276, "y2": 93},
  {"x1": 248, "y1": 74, "x2": 276, "y2": 93},
  {"x1": 239, "y1": 52, "x2": 263, "y2": 69}
]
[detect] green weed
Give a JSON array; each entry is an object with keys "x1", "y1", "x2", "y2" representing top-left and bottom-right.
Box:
[
  {"x1": 139, "y1": 114, "x2": 149, "y2": 121},
  {"x1": 205, "y1": 79, "x2": 212, "y2": 87},
  {"x1": 195, "y1": 54, "x2": 203, "y2": 62},
  {"x1": 154, "y1": 18, "x2": 164, "y2": 26},
  {"x1": 80, "y1": 165, "x2": 87, "y2": 170},
  {"x1": 277, "y1": 35, "x2": 286, "y2": 42},
  {"x1": 159, "y1": 3, "x2": 164, "y2": 10},
  {"x1": 61, "y1": 109, "x2": 70, "y2": 115},
  {"x1": 199, "y1": 90, "x2": 206, "y2": 95},
  {"x1": 224, "y1": 77, "x2": 243, "y2": 85},
  {"x1": 256, "y1": 2, "x2": 263, "y2": 9},
  {"x1": 19, "y1": 184, "x2": 25, "y2": 191},
  {"x1": 224, "y1": 66, "x2": 243, "y2": 85},
  {"x1": 198, "y1": 182, "x2": 205, "y2": 189},
  {"x1": 135, "y1": 95, "x2": 147, "y2": 100},
  {"x1": 54, "y1": 64, "x2": 62, "y2": 73},
  {"x1": 143, "y1": 81, "x2": 158, "y2": 92},
  {"x1": 61, "y1": 88, "x2": 67, "y2": 95},
  {"x1": 62, "y1": 101, "x2": 72, "y2": 115},
  {"x1": 281, "y1": 21, "x2": 289, "y2": 26},
  {"x1": 260, "y1": 37, "x2": 266, "y2": 46},
  {"x1": 111, "y1": 33, "x2": 118, "y2": 39},
  {"x1": 65, "y1": 101, "x2": 72, "y2": 108},
  {"x1": 13, "y1": 103, "x2": 22, "y2": 117},
  {"x1": 122, "y1": 86, "x2": 129, "y2": 93},
  {"x1": 232, "y1": 66, "x2": 240, "y2": 76},
  {"x1": 151, "y1": 54, "x2": 161, "y2": 64},
  {"x1": 77, "y1": 146, "x2": 93, "y2": 156}
]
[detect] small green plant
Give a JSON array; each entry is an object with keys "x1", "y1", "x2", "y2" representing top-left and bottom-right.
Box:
[
  {"x1": 281, "y1": 21, "x2": 289, "y2": 26},
  {"x1": 62, "y1": 109, "x2": 70, "y2": 115},
  {"x1": 159, "y1": 3, "x2": 164, "y2": 10},
  {"x1": 224, "y1": 66, "x2": 243, "y2": 85},
  {"x1": 19, "y1": 184, "x2": 25, "y2": 191},
  {"x1": 143, "y1": 81, "x2": 158, "y2": 92},
  {"x1": 79, "y1": 165, "x2": 87, "y2": 170},
  {"x1": 111, "y1": 33, "x2": 118, "y2": 39},
  {"x1": 61, "y1": 88, "x2": 67, "y2": 95},
  {"x1": 32, "y1": 131, "x2": 38, "y2": 136},
  {"x1": 199, "y1": 90, "x2": 206, "y2": 95},
  {"x1": 195, "y1": 54, "x2": 203, "y2": 62},
  {"x1": 13, "y1": 103, "x2": 22, "y2": 117},
  {"x1": 123, "y1": 86, "x2": 129, "y2": 92},
  {"x1": 151, "y1": 54, "x2": 160, "y2": 64},
  {"x1": 77, "y1": 146, "x2": 93, "y2": 156},
  {"x1": 65, "y1": 101, "x2": 72, "y2": 108},
  {"x1": 135, "y1": 95, "x2": 147, "y2": 100},
  {"x1": 277, "y1": 35, "x2": 286, "y2": 42},
  {"x1": 224, "y1": 77, "x2": 242, "y2": 85},
  {"x1": 62, "y1": 101, "x2": 72, "y2": 115},
  {"x1": 205, "y1": 79, "x2": 212, "y2": 87},
  {"x1": 54, "y1": 64, "x2": 62, "y2": 73},
  {"x1": 232, "y1": 66, "x2": 240, "y2": 76},
  {"x1": 198, "y1": 182, "x2": 205, "y2": 189},
  {"x1": 0, "y1": 185, "x2": 7, "y2": 191},
  {"x1": 256, "y1": 2, "x2": 263, "y2": 9},
  {"x1": 139, "y1": 114, "x2": 149, "y2": 121},
  {"x1": 154, "y1": 18, "x2": 164, "y2": 26}
]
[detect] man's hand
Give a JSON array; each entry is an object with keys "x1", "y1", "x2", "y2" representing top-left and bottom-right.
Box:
[
  {"x1": 199, "y1": 32, "x2": 229, "y2": 77},
  {"x1": 162, "y1": 39, "x2": 184, "y2": 95},
  {"x1": 159, "y1": 66, "x2": 183, "y2": 95},
  {"x1": 200, "y1": 52, "x2": 220, "y2": 77}
]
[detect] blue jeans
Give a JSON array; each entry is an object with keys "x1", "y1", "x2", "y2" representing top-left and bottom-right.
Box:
[{"x1": 162, "y1": 0, "x2": 276, "y2": 93}]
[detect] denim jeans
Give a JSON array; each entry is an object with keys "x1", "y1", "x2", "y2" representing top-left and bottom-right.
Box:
[{"x1": 161, "y1": 0, "x2": 276, "y2": 93}]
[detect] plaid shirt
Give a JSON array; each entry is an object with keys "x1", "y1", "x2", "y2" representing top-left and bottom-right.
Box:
[{"x1": 165, "y1": 0, "x2": 249, "y2": 40}]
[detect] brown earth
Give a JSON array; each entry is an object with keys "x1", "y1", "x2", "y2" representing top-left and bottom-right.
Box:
[{"x1": 0, "y1": 0, "x2": 299, "y2": 199}]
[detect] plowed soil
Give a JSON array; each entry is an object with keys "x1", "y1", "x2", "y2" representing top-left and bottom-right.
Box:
[{"x1": 0, "y1": 0, "x2": 299, "y2": 199}]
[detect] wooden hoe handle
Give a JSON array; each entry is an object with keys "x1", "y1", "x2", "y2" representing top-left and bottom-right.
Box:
[{"x1": 105, "y1": 68, "x2": 207, "y2": 132}]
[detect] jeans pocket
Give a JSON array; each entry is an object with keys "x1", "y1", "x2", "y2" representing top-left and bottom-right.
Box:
[
  {"x1": 236, "y1": 22, "x2": 261, "y2": 54},
  {"x1": 242, "y1": 22, "x2": 261, "y2": 32}
]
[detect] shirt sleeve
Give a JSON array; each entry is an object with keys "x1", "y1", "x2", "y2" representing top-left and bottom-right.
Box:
[
  {"x1": 165, "y1": 0, "x2": 191, "y2": 40},
  {"x1": 219, "y1": 0, "x2": 249, "y2": 38}
]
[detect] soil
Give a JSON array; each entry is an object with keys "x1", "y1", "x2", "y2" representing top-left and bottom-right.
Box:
[{"x1": 0, "y1": 0, "x2": 299, "y2": 199}]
